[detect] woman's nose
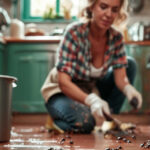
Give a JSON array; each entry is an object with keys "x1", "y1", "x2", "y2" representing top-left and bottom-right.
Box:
[{"x1": 105, "y1": 8, "x2": 112, "y2": 17}]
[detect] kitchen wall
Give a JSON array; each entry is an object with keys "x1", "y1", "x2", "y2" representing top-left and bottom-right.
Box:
[
  {"x1": 127, "y1": 0, "x2": 150, "y2": 26},
  {"x1": 1, "y1": 0, "x2": 150, "y2": 35},
  {"x1": 0, "y1": 0, "x2": 11, "y2": 15},
  {"x1": 0, "y1": 0, "x2": 68, "y2": 36}
]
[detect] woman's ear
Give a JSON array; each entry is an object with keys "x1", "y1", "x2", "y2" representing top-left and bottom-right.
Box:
[
  {"x1": 86, "y1": 6, "x2": 93, "y2": 18},
  {"x1": 90, "y1": 4, "x2": 95, "y2": 11},
  {"x1": 89, "y1": 6, "x2": 93, "y2": 12}
]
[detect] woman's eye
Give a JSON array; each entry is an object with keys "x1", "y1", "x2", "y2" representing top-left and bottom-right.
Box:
[
  {"x1": 112, "y1": 7, "x2": 119, "y2": 13},
  {"x1": 100, "y1": 4, "x2": 108, "y2": 10}
]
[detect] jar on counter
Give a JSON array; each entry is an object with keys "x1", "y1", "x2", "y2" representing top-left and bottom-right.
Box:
[{"x1": 10, "y1": 19, "x2": 24, "y2": 38}]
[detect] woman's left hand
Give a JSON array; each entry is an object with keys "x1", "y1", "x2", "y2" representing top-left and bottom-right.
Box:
[{"x1": 123, "y1": 84, "x2": 143, "y2": 109}]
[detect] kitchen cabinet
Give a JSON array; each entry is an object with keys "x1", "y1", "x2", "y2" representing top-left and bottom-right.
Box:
[
  {"x1": 5, "y1": 41, "x2": 59, "y2": 113},
  {"x1": 0, "y1": 42, "x2": 4, "y2": 74},
  {"x1": 123, "y1": 43, "x2": 150, "y2": 112}
]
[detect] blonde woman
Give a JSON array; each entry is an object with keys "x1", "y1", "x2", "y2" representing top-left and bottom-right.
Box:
[{"x1": 41, "y1": 0, "x2": 142, "y2": 133}]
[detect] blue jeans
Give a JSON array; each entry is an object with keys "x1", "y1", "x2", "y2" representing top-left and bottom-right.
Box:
[{"x1": 45, "y1": 57, "x2": 136, "y2": 133}]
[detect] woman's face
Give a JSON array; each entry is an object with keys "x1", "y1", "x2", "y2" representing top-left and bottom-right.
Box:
[{"x1": 91, "y1": 0, "x2": 121, "y2": 29}]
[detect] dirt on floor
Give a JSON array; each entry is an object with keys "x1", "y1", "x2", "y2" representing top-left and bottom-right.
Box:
[{"x1": 0, "y1": 113, "x2": 150, "y2": 150}]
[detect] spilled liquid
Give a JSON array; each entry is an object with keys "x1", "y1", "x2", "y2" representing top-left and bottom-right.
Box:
[{"x1": 0, "y1": 125, "x2": 150, "y2": 150}]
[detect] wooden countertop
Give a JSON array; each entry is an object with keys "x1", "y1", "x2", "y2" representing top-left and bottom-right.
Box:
[
  {"x1": 0, "y1": 37, "x2": 6, "y2": 44},
  {"x1": 4, "y1": 36, "x2": 62, "y2": 43},
  {"x1": 2, "y1": 36, "x2": 150, "y2": 45},
  {"x1": 125, "y1": 40, "x2": 150, "y2": 46}
]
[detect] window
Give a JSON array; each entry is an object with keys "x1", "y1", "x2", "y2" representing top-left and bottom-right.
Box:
[{"x1": 21, "y1": 0, "x2": 87, "y2": 22}]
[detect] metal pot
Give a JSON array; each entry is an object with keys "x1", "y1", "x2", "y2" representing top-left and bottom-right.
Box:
[{"x1": 0, "y1": 75, "x2": 17, "y2": 142}]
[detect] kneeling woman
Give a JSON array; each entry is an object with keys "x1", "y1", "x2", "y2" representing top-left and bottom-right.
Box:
[{"x1": 41, "y1": 0, "x2": 142, "y2": 133}]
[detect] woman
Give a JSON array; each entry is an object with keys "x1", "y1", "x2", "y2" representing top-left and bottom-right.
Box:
[{"x1": 41, "y1": 0, "x2": 142, "y2": 133}]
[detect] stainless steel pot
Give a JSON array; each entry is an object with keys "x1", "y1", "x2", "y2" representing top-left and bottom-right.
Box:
[{"x1": 0, "y1": 75, "x2": 17, "y2": 142}]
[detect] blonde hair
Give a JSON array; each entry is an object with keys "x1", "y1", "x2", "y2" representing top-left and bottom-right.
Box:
[{"x1": 82, "y1": 0, "x2": 128, "y2": 25}]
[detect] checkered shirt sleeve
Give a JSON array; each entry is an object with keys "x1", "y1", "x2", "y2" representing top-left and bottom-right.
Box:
[
  {"x1": 112, "y1": 33, "x2": 128, "y2": 69},
  {"x1": 56, "y1": 26, "x2": 79, "y2": 78}
]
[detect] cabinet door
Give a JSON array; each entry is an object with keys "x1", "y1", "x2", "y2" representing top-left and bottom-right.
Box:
[
  {"x1": 6, "y1": 43, "x2": 58, "y2": 113},
  {"x1": 0, "y1": 44, "x2": 4, "y2": 74},
  {"x1": 125, "y1": 45, "x2": 143, "y2": 94},
  {"x1": 123, "y1": 45, "x2": 150, "y2": 112},
  {"x1": 134, "y1": 45, "x2": 150, "y2": 112},
  {"x1": 121, "y1": 45, "x2": 143, "y2": 112}
]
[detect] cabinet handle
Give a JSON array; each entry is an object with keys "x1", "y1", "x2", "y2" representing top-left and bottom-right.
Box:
[
  {"x1": 20, "y1": 57, "x2": 33, "y2": 62},
  {"x1": 146, "y1": 56, "x2": 150, "y2": 69}
]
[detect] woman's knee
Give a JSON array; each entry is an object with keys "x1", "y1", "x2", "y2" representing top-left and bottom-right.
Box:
[
  {"x1": 46, "y1": 94, "x2": 96, "y2": 133},
  {"x1": 64, "y1": 106, "x2": 96, "y2": 133},
  {"x1": 54, "y1": 114, "x2": 95, "y2": 134},
  {"x1": 45, "y1": 94, "x2": 76, "y2": 120}
]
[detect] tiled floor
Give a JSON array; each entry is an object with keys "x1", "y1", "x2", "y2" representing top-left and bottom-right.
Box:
[{"x1": 0, "y1": 113, "x2": 150, "y2": 150}]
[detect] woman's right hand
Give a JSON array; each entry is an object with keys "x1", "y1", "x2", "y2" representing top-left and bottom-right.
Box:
[{"x1": 85, "y1": 93, "x2": 110, "y2": 117}]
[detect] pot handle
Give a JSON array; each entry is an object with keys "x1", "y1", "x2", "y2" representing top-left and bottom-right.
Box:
[{"x1": 12, "y1": 82, "x2": 17, "y2": 88}]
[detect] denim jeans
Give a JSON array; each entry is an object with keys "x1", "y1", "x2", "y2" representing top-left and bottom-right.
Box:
[{"x1": 45, "y1": 56, "x2": 136, "y2": 133}]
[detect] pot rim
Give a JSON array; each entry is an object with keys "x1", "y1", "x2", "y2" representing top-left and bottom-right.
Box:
[{"x1": 0, "y1": 75, "x2": 17, "y2": 81}]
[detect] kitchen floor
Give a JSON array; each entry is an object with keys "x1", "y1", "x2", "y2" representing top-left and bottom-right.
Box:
[{"x1": 0, "y1": 113, "x2": 150, "y2": 150}]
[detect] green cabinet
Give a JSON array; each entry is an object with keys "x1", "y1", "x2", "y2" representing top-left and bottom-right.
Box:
[
  {"x1": 5, "y1": 42, "x2": 58, "y2": 113},
  {"x1": 123, "y1": 44, "x2": 150, "y2": 112},
  {"x1": 0, "y1": 42, "x2": 4, "y2": 74}
]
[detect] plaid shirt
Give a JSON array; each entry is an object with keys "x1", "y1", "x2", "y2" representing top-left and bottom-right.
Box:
[{"x1": 56, "y1": 21, "x2": 127, "y2": 81}]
